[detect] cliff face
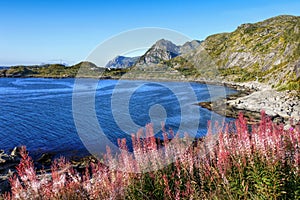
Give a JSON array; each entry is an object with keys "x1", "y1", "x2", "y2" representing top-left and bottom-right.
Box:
[
  {"x1": 136, "y1": 39, "x2": 201, "y2": 67},
  {"x1": 105, "y1": 56, "x2": 139, "y2": 69},
  {"x1": 175, "y1": 15, "x2": 300, "y2": 90}
]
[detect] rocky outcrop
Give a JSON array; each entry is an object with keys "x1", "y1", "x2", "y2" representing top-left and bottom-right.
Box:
[
  {"x1": 105, "y1": 56, "x2": 140, "y2": 69},
  {"x1": 136, "y1": 39, "x2": 180, "y2": 66},
  {"x1": 136, "y1": 39, "x2": 201, "y2": 67},
  {"x1": 0, "y1": 148, "x2": 21, "y2": 194},
  {"x1": 0, "y1": 147, "x2": 99, "y2": 194},
  {"x1": 227, "y1": 89, "x2": 300, "y2": 126},
  {"x1": 180, "y1": 40, "x2": 203, "y2": 54},
  {"x1": 198, "y1": 81, "x2": 300, "y2": 128}
]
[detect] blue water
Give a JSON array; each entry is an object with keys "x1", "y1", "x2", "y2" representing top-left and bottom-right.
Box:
[{"x1": 0, "y1": 78, "x2": 236, "y2": 158}]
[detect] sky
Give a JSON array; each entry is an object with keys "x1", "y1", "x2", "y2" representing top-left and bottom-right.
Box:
[{"x1": 0, "y1": 0, "x2": 299, "y2": 66}]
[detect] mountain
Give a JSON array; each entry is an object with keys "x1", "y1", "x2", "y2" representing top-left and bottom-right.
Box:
[
  {"x1": 166, "y1": 15, "x2": 300, "y2": 90},
  {"x1": 136, "y1": 39, "x2": 201, "y2": 66},
  {"x1": 104, "y1": 39, "x2": 201, "y2": 69},
  {"x1": 105, "y1": 56, "x2": 139, "y2": 69},
  {"x1": 1, "y1": 15, "x2": 299, "y2": 90},
  {"x1": 180, "y1": 40, "x2": 203, "y2": 54}
]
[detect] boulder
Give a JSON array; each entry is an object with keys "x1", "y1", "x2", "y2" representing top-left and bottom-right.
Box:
[{"x1": 0, "y1": 148, "x2": 22, "y2": 194}]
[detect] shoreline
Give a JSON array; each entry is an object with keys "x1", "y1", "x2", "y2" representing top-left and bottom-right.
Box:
[
  {"x1": 0, "y1": 147, "x2": 97, "y2": 194},
  {"x1": 2, "y1": 76, "x2": 299, "y2": 126},
  {"x1": 197, "y1": 80, "x2": 299, "y2": 128},
  {"x1": 1, "y1": 77, "x2": 299, "y2": 193}
]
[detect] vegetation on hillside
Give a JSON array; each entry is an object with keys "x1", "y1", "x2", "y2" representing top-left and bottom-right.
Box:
[
  {"x1": 166, "y1": 15, "x2": 300, "y2": 90},
  {"x1": 1, "y1": 15, "x2": 299, "y2": 91},
  {"x1": 123, "y1": 15, "x2": 299, "y2": 90},
  {"x1": 0, "y1": 62, "x2": 128, "y2": 79}
]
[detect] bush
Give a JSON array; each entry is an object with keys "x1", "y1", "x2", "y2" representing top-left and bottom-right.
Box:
[{"x1": 3, "y1": 112, "x2": 300, "y2": 199}]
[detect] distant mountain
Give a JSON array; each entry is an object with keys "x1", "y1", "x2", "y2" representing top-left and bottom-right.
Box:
[
  {"x1": 103, "y1": 39, "x2": 201, "y2": 69},
  {"x1": 136, "y1": 39, "x2": 201, "y2": 66},
  {"x1": 180, "y1": 40, "x2": 203, "y2": 54},
  {"x1": 1, "y1": 15, "x2": 299, "y2": 91},
  {"x1": 105, "y1": 56, "x2": 139, "y2": 69},
  {"x1": 73, "y1": 61, "x2": 99, "y2": 69}
]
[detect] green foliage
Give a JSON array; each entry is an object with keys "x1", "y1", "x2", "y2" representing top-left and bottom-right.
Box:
[
  {"x1": 219, "y1": 66, "x2": 259, "y2": 82},
  {"x1": 5, "y1": 66, "x2": 37, "y2": 76},
  {"x1": 241, "y1": 23, "x2": 258, "y2": 35},
  {"x1": 171, "y1": 15, "x2": 300, "y2": 90},
  {"x1": 277, "y1": 80, "x2": 300, "y2": 91},
  {"x1": 0, "y1": 62, "x2": 132, "y2": 78},
  {"x1": 176, "y1": 66, "x2": 199, "y2": 77},
  {"x1": 204, "y1": 33, "x2": 229, "y2": 57}
]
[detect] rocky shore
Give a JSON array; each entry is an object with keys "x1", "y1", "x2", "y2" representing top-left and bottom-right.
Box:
[
  {"x1": 199, "y1": 80, "x2": 300, "y2": 128},
  {"x1": 0, "y1": 148, "x2": 96, "y2": 194},
  {"x1": 0, "y1": 148, "x2": 21, "y2": 194},
  {"x1": 1, "y1": 79, "x2": 299, "y2": 194}
]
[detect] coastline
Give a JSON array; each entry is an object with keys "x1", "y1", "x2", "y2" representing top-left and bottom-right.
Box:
[
  {"x1": 1, "y1": 77, "x2": 299, "y2": 193},
  {"x1": 0, "y1": 147, "x2": 97, "y2": 194},
  {"x1": 198, "y1": 80, "x2": 300, "y2": 128},
  {"x1": 2, "y1": 76, "x2": 299, "y2": 126}
]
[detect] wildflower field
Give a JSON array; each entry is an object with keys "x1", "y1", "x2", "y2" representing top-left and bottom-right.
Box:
[{"x1": 2, "y1": 112, "x2": 300, "y2": 199}]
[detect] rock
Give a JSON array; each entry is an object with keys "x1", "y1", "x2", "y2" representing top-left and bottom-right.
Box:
[
  {"x1": 10, "y1": 147, "x2": 18, "y2": 157},
  {"x1": 0, "y1": 148, "x2": 23, "y2": 194},
  {"x1": 199, "y1": 80, "x2": 299, "y2": 126},
  {"x1": 0, "y1": 178, "x2": 10, "y2": 194},
  {"x1": 36, "y1": 153, "x2": 53, "y2": 166},
  {"x1": 105, "y1": 56, "x2": 140, "y2": 69},
  {"x1": 265, "y1": 109, "x2": 277, "y2": 117},
  {"x1": 136, "y1": 39, "x2": 201, "y2": 67}
]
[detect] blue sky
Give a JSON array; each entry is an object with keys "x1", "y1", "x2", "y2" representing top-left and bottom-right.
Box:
[{"x1": 0, "y1": 0, "x2": 299, "y2": 66}]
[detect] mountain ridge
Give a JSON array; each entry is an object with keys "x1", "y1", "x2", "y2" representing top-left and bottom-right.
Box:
[
  {"x1": 0, "y1": 15, "x2": 299, "y2": 91},
  {"x1": 165, "y1": 15, "x2": 300, "y2": 91},
  {"x1": 105, "y1": 56, "x2": 139, "y2": 69},
  {"x1": 136, "y1": 39, "x2": 201, "y2": 67}
]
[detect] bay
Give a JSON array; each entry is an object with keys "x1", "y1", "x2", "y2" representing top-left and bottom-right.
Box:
[{"x1": 0, "y1": 78, "x2": 236, "y2": 158}]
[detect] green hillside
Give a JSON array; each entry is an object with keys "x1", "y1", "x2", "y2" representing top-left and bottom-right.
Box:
[
  {"x1": 1, "y1": 15, "x2": 299, "y2": 91},
  {"x1": 167, "y1": 15, "x2": 300, "y2": 90}
]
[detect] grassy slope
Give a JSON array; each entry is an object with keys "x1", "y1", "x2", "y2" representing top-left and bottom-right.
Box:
[{"x1": 168, "y1": 15, "x2": 300, "y2": 91}]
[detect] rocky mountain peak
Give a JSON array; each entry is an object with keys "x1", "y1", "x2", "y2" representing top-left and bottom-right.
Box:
[
  {"x1": 136, "y1": 39, "x2": 201, "y2": 67},
  {"x1": 153, "y1": 39, "x2": 180, "y2": 53},
  {"x1": 105, "y1": 56, "x2": 139, "y2": 68},
  {"x1": 180, "y1": 40, "x2": 202, "y2": 54}
]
